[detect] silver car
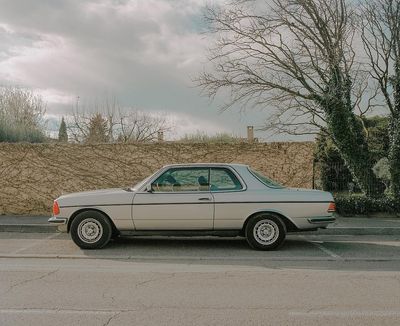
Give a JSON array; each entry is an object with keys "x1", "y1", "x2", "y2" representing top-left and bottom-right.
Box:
[{"x1": 49, "y1": 163, "x2": 336, "y2": 250}]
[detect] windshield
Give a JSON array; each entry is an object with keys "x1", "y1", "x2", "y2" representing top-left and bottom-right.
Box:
[
  {"x1": 248, "y1": 168, "x2": 284, "y2": 188},
  {"x1": 131, "y1": 176, "x2": 151, "y2": 191}
]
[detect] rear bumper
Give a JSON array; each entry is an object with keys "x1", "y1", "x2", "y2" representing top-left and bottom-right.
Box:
[
  {"x1": 307, "y1": 216, "x2": 336, "y2": 224},
  {"x1": 290, "y1": 215, "x2": 336, "y2": 231}
]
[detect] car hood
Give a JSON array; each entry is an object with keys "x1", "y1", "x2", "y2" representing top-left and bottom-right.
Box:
[{"x1": 56, "y1": 188, "x2": 136, "y2": 207}]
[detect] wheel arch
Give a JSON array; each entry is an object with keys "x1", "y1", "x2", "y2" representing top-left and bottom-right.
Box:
[
  {"x1": 67, "y1": 208, "x2": 118, "y2": 235},
  {"x1": 241, "y1": 210, "x2": 299, "y2": 235}
]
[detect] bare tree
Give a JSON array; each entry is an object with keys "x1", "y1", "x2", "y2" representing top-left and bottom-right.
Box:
[
  {"x1": 198, "y1": 0, "x2": 381, "y2": 195},
  {"x1": 115, "y1": 110, "x2": 171, "y2": 143},
  {"x1": 67, "y1": 97, "x2": 116, "y2": 143},
  {"x1": 360, "y1": 0, "x2": 400, "y2": 197},
  {"x1": 0, "y1": 86, "x2": 46, "y2": 142},
  {"x1": 67, "y1": 97, "x2": 171, "y2": 143}
]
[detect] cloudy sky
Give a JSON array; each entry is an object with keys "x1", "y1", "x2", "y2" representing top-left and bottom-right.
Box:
[{"x1": 0, "y1": 0, "x2": 294, "y2": 140}]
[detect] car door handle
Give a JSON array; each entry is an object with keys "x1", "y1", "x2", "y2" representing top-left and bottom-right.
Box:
[{"x1": 198, "y1": 197, "x2": 211, "y2": 201}]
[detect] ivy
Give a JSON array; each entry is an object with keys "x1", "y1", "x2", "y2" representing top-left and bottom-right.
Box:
[{"x1": 335, "y1": 194, "x2": 400, "y2": 216}]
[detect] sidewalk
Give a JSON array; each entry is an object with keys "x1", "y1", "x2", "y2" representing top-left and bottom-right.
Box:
[
  {"x1": 0, "y1": 215, "x2": 55, "y2": 233},
  {"x1": 0, "y1": 215, "x2": 399, "y2": 235},
  {"x1": 306, "y1": 216, "x2": 400, "y2": 235}
]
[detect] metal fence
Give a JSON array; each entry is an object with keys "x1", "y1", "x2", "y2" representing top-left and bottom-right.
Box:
[{"x1": 312, "y1": 161, "x2": 384, "y2": 195}]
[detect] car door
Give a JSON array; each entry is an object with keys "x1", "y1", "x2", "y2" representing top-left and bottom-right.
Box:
[
  {"x1": 132, "y1": 167, "x2": 214, "y2": 230},
  {"x1": 209, "y1": 167, "x2": 246, "y2": 230}
]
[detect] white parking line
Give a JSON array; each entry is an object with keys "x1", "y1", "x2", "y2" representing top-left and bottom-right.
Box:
[
  {"x1": 3, "y1": 308, "x2": 400, "y2": 317},
  {"x1": 290, "y1": 310, "x2": 400, "y2": 317},
  {"x1": 12, "y1": 233, "x2": 60, "y2": 254},
  {"x1": 0, "y1": 308, "x2": 115, "y2": 315},
  {"x1": 306, "y1": 239, "x2": 343, "y2": 260},
  {"x1": 325, "y1": 240, "x2": 400, "y2": 247}
]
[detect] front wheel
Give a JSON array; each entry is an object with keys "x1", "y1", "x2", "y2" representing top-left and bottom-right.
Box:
[
  {"x1": 245, "y1": 214, "x2": 286, "y2": 250},
  {"x1": 70, "y1": 211, "x2": 112, "y2": 249}
]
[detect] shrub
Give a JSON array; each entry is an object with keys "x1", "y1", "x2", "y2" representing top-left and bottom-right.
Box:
[
  {"x1": 0, "y1": 120, "x2": 45, "y2": 143},
  {"x1": 0, "y1": 86, "x2": 46, "y2": 143},
  {"x1": 335, "y1": 194, "x2": 400, "y2": 216}
]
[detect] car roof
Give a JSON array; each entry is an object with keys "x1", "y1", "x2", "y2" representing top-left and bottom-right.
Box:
[{"x1": 162, "y1": 163, "x2": 249, "y2": 169}]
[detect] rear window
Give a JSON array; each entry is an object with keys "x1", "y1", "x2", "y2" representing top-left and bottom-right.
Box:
[{"x1": 248, "y1": 168, "x2": 284, "y2": 188}]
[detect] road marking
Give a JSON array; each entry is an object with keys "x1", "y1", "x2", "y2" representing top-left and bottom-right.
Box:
[
  {"x1": 2, "y1": 308, "x2": 400, "y2": 317},
  {"x1": 324, "y1": 240, "x2": 400, "y2": 247},
  {"x1": 12, "y1": 233, "x2": 60, "y2": 254},
  {"x1": 306, "y1": 240, "x2": 343, "y2": 260},
  {"x1": 290, "y1": 310, "x2": 400, "y2": 317},
  {"x1": 299, "y1": 235, "x2": 343, "y2": 260},
  {"x1": 0, "y1": 308, "x2": 116, "y2": 315}
]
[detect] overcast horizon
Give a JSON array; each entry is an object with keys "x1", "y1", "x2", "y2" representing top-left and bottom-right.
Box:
[{"x1": 0, "y1": 0, "x2": 314, "y2": 141}]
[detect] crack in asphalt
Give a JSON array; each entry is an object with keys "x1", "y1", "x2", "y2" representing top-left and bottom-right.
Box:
[
  {"x1": 102, "y1": 311, "x2": 121, "y2": 326},
  {"x1": 134, "y1": 273, "x2": 176, "y2": 290},
  {"x1": 4, "y1": 269, "x2": 59, "y2": 294}
]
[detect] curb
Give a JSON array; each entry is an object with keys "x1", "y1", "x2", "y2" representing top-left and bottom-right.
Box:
[
  {"x1": 0, "y1": 253, "x2": 399, "y2": 261},
  {"x1": 0, "y1": 224, "x2": 58, "y2": 233},
  {"x1": 298, "y1": 227, "x2": 400, "y2": 236}
]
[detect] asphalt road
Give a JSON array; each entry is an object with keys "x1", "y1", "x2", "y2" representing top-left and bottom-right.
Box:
[{"x1": 1, "y1": 232, "x2": 400, "y2": 326}]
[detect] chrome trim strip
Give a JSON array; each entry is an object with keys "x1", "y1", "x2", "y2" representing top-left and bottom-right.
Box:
[
  {"x1": 59, "y1": 204, "x2": 131, "y2": 208},
  {"x1": 59, "y1": 200, "x2": 332, "y2": 208},
  {"x1": 137, "y1": 165, "x2": 248, "y2": 193}
]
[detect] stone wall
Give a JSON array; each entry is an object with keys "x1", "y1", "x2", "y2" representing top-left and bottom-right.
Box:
[{"x1": 0, "y1": 142, "x2": 315, "y2": 215}]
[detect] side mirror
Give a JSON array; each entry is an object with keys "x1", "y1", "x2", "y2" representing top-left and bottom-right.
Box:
[{"x1": 146, "y1": 183, "x2": 153, "y2": 193}]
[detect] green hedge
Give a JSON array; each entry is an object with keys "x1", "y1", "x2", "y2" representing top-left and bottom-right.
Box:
[{"x1": 335, "y1": 195, "x2": 400, "y2": 216}]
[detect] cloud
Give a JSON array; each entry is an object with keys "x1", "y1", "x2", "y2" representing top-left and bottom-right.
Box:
[{"x1": 0, "y1": 0, "x2": 269, "y2": 139}]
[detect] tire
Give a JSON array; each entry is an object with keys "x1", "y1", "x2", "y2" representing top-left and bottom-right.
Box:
[
  {"x1": 245, "y1": 214, "x2": 286, "y2": 250},
  {"x1": 111, "y1": 228, "x2": 120, "y2": 240},
  {"x1": 70, "y1": 210, "x2": 112, "y2": 249}
]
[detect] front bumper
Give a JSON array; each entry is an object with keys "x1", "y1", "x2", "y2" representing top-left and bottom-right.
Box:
[{"x1": 48, "y1": 216, "x2": 68, "y2": 232}]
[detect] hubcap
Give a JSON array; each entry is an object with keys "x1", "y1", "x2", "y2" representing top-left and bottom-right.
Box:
[
  {"x1": 77, "y1": 218, "x2": 103, "y2": 244},
  {"x1": 253, "y1": 219, "x2": 279, "y2": 245}
]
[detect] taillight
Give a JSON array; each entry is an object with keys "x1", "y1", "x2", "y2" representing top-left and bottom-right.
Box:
[
  {"x1": 327, "y1": 202, "x2": 336, "y2": 213},
  {"x1": 53, "y1": 201, "x2": 60, "y2": 215}
]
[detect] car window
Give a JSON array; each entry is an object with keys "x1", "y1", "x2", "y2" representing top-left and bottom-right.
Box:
[
  {"x1": 152, "y1": 168, "x2": 210, "y2": 192},
  {"x1": 210, "y1": 168, "x2": 242, "y2": 191},
  {"x1": 248, "y1": 168, "x2": 284, "y2": 188}
]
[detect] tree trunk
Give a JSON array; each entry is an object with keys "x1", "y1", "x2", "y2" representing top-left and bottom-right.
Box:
[
  {"x1": 326, "y1": 106, "x2": 382, "y2": 196},
  {"x1": 317, "y1": 72, "x2": 383, "y2": 197},
  {"x1": 388, "y1": 116, "x2": 400, "y2": 197},
  {"x1": 389, "y1": 59, "x2": 400, "y2": 197}
]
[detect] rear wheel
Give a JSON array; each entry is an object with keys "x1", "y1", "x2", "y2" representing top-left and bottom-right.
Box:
[
  {"x1": 245, "y1": 214, "x2": 286, "y2": 250},
  {"x1": 70, "y1": 211, "x2": 112, "y2": 249}
]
